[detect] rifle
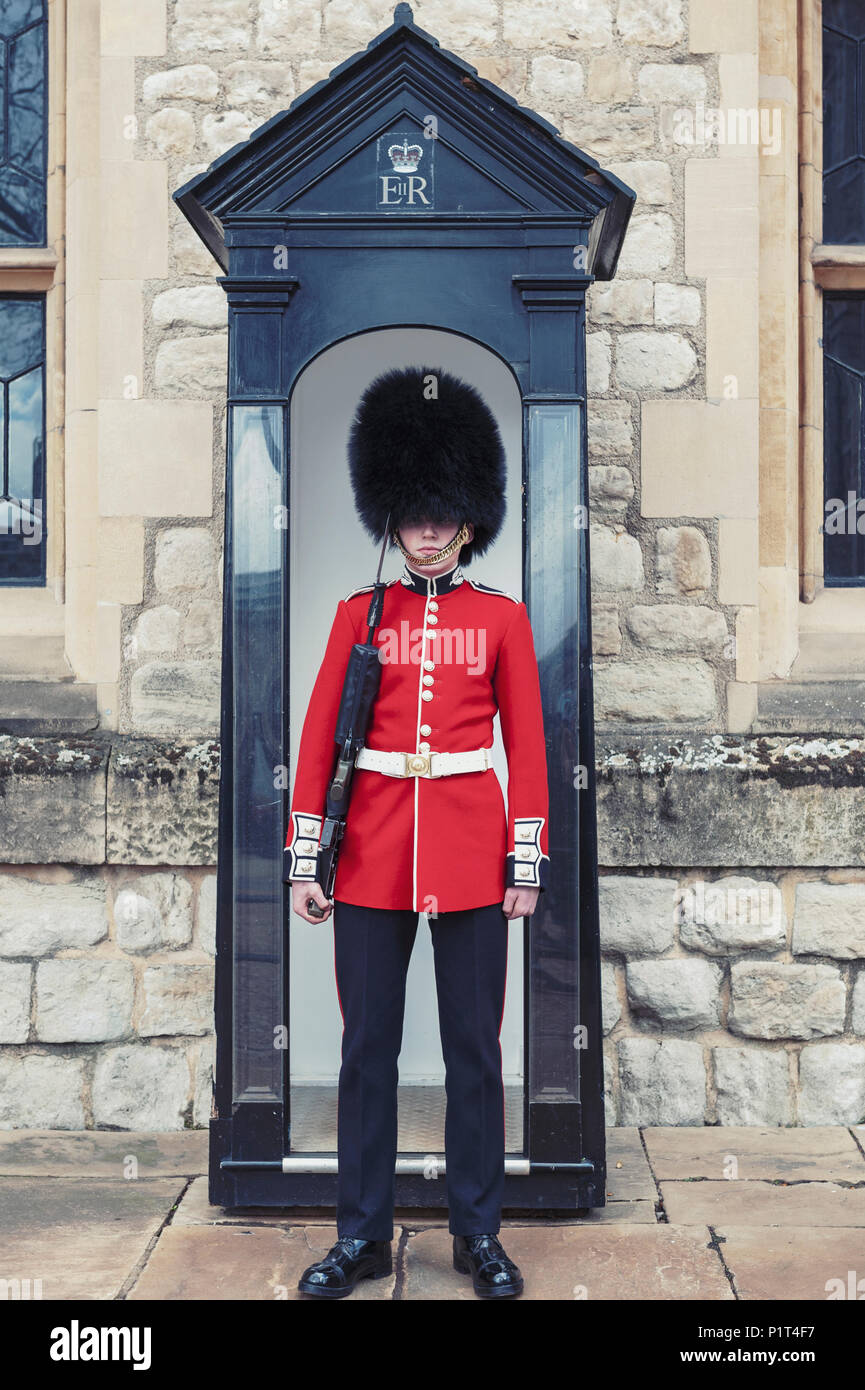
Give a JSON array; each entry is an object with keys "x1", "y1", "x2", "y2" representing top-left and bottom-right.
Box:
[{"x1": 305, "y1": 523, "x2": 390, "y2": 918}]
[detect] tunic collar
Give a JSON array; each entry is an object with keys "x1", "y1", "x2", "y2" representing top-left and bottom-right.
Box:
[{"x1": 399, "y1": 561, "x2": 465, "y2": 596}]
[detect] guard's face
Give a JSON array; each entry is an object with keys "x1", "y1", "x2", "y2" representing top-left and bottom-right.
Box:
[{"x1": 397, "y1": 518, "x2": 474, "y2": 574}]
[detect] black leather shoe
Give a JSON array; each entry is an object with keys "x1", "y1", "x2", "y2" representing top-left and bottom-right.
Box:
[
  {"x1": 453, "y1": 1233, "x2": 524, "y2": 1298},
  {"x1": 298, "y1": 1235, "x2": 392, "y2": 1299}
]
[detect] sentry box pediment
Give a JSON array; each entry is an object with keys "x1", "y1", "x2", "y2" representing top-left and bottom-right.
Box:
[{"x1": 173, "y1": 2, "x2": 634, "y2": 279}]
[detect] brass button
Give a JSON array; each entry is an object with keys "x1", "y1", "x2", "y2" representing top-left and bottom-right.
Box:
[
  {"x1": 427, "y1": 614, "x2": 438, "y2": 625},
  {"x1": 296, "y1": 839, "x2": 318, "y2": 854},
  {"x1": 421, "y1": 690, "x2": 433, "y2": 702},
  {"x1": 298, "y1": 859, "x2": 315, "y2": 873},
  {"x1": 420, "y1": 724, "x2": 431, "y2": 735},
  {"x1": 423, "y1": 660, "x2": 435, "y2": 672},
  {"x1": 517, "y1": 827, "x2": 532, "y2": 840},
  {"x1": 422, "y1": 674, "x2": 434, "y2": 687},
  {"x1": 419, "y1": 742, "x2": 430, "y2": 753},
  {"x1": 516, "y1": 865, "x2": 532, "y2": 879},
  {"x1": 428, "y1": 600, "x2": 439, "y2": 612}
]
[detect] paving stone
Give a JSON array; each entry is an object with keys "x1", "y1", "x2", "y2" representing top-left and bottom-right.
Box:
[
  {"x1": 127, "y1": 1223, "x2": 395, "y2": 1300},
  {"x1": 662, "y1": 1180, "x2": 865, "y2": 1227},
  {"x1": 173, "y1": 1175, "x2": 337, "y2": 1226},
  {"x1": 0, "y1": 1177, "x2": 185, "y2": 1300},
  {"x1": 402, "y1": 1224, "x2": 732, "y2": 1300},
  {"x1": 605, "y1": 1126, "x2": 658, "y2": 1201},
  {"x1": 583, "y1": 1201, "x2": 657, "y2": 1223},
  {"x1": 714, "y1": 1226, "x2": 865, "y2": 1300},
  {"x1": 173, "y1": 1180, "x2": 655, "y2": 1230},
  {"x1": 643, "y1": 1126, "x2": 865, "y2": 1181},
  {"x1": 0, "y1": 1128, "x2": 207, "y2": 1177}
]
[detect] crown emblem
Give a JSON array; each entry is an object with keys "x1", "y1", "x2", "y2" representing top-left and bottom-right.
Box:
[{"x1": 388, "y1": 139, "x2": 424, "y2": 173}]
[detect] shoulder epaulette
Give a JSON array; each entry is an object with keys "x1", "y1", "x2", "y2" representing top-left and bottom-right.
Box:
[
  {"x1": 342, "y1": 578, "x2": 400, "y2": 603},
  {"x1": 464, "y1": 577, "x2": 520, "y2": 604}
]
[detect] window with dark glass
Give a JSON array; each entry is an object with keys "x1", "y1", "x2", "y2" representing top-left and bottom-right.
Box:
[
  {"x1": 0, "y1": 0, "x2": 48, "y2": 247},
  {"x1": 823, "y1": 294, "x2": 865, "y2": 584},
  {"x1": 0, "y1": 294, "x2": 46, "y2": 584},
  {"x1": 822, "y1": 2, "x2": 865, "y2": 583},
  {"x1": 822, "y1": 1, "x2": 865, "y2": 245},
  {"x1": 0, "y1": 0, "x2": 47, "y2": 585}
]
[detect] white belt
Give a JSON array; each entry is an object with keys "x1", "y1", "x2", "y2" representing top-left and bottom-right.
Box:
[{"x1": 355, "y1": 746, "x2": 492, "y2": 778}]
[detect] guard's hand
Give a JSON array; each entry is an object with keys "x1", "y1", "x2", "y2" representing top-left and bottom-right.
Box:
[
  {"x1": 502, "y1": 886, "x2": 540, "y2": 919},
  {"x1": 292, "y1": 880, "x2": 333, "y2": 924}
]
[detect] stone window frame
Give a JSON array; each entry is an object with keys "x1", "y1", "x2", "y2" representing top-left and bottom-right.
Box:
[
  {"x1": 0, "y1": 0, "x2": 67, "y2": 658},
  {"x1": 799, "y1": 0, "x2": 865, "y2": 627}
]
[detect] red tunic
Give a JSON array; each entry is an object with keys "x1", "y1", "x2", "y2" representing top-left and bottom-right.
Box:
[{"x1": 285, "y1": 560, "x2": 550, "y2": 912}]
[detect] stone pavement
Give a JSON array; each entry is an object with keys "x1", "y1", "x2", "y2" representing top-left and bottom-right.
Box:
[{"x1": 1, "y1": 1126, "x2": 864, "y2": 1301}]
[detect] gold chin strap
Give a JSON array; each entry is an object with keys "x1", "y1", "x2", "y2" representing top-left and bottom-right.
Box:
[{"x1": 392, "y1": 522, "x2": 470, "y2": 566}]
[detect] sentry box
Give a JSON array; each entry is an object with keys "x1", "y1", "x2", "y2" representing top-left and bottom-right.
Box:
[{"x1": 173, "y1": 3, "x2": 635, "y2": 1215}]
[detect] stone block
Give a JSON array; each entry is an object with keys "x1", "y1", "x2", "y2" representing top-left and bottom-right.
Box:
[
  {"x1": 0, "y1": 961, "x2": 31, "y2": 1042},
  {"x1": 617, "y1": 328, "x2": 698, "y2": 389},
  {"x1": 713, "y1": 1047, "x2": 793, "y2": 1125},
  {"x1": 618, "y1": 1038, "x2": 706, "y2": 1124},
  {"x1": 0, "y1": 739, "x2": 108, "y2": 865},
  {"x1": 626, "y1": 604, "x2": 727, "y2": 652},
  {"x1": 677, "y1": 875, "x2": 786, "y2": 954},
  {"x1": 591, "y1": 603, "x2": 622, "y2": 655},
  {"x1": 197, "y1": 873, "x2": 217, "y2": 956},
  {"x1": 729, "y1": 961, "x2": 845, "y2": 1040},
  {"x1": 641, "y1": 399, "x2": 759, "y2": 518},
  {"x1": 130, "y1": 662, "x2": 221, "y2": 735},
  {"x1": 595, "y1": 659, "x2": 716, "y2": 722},
  {"x1": 98, "y1": 400, "x2": 213, "y2": 518},
  {"x1": 107, "y1": 739, "x2": 219, "y2": 865},
  {"x1": 599, "y1": 875, "x2": 678, "y2": 954},
  {"x1": 114, "y1": 872, "x2": 194, "y2": 952},
  {"x1": 91, "y1": 1044, "x2": 191, "y2": 1130},
  {"x1": 626, "y1": 958, "x2": 722, "y2": 1029},
  {"x1": 798, "y1": 1043, "x2": 865, "y2": 1125},
  {"x1": 589, "y1": 465, "x2": 635, "y2": 515},
  {"x1": 0, "y1": 876, "x2": 108, "y2": 956},
  {"x1": 605, "y1": 159, "x2": 673, "y2": 204},
  {"x1": 139, "y1": 964, "x2": 214, "y2": 1036},
  {"x1": 590, "y1": 524, "x2": 644, "y2": 591},
  {"x1": 793, "y1": 882, "x2": 865, "y2": 959},
  {"x1": 601, "y1": 959, "x2": 621, "y2": 1032},
  {"x1": 596, "y1": 735, "x2": 865, "y2": 868},
  {"x1": 0, "y1": 1055, "x2": 86, "y2": 1129},
  {"x1": 35, "y1": 959, "x2": 134, "y2": 1042},
  {"x1": 587, "y1": 399, "x2": 633, "y2": 456},
  {"x1": 656, "y1": 526, "x2": 711, "y2": 596}
]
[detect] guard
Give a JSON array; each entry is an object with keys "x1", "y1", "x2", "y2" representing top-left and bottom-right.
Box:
[{"x1": 287, "y1": 364, "x2": 550, "y2": 1299}]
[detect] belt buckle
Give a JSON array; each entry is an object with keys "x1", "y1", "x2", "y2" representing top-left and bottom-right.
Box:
[{"x1": 404, "y1": 752, "x2": 430, "y2": 777}]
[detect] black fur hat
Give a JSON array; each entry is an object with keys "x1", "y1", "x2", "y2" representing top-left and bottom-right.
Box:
[{"x1": 347, "y1": 364, "x2": 506, "y2": 565}]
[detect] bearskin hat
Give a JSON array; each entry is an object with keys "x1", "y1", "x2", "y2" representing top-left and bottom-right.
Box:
[{"x1": 347, "y1": 364, "x2": 506, "y2": 565}]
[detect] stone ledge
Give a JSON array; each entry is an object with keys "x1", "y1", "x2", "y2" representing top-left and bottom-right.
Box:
[
  {"x1": 597, "y1": 734, "x2": 865, "y2": 867},
  {"x1": 0, "y1": 732, "x2": 863, "y2": 869},
  {"x1": 0, "y1": 680, "x2": 99, "y2": 734},
  {"x1": 0, "y1": 735, "x2": 219, "y2": 865},
  {"x1": 754, "y1": 680, "x2": 865, "y2": 733}
]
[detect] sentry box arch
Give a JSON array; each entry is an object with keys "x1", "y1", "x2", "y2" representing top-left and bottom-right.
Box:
[{"x1": 174, "y1": 3, "x2": 635, "y2": 1214}]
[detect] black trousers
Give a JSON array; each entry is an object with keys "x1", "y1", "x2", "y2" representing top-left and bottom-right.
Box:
[{"x1": 332, "y1": 898, "x2": 509, "y2": 1240}]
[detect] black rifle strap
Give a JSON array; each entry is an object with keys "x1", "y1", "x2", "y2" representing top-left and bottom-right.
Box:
[{"x1": 364, "y1": 515, "x2": 391, "y2": 639}]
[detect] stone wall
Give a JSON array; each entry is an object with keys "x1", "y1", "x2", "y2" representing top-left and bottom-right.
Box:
[
  {"x1": 0, "y1": 865, "x2": 215, "y2": 1129},
  {"x1": 0, "y1": 736, "x2": 218, "y2": 1130},
  {"x1": 49, "y1": 0, "x2": 790, "y2": 738},
  {"x1": 1, "y1": 732, "x2": 862, "y2": 1130}
]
